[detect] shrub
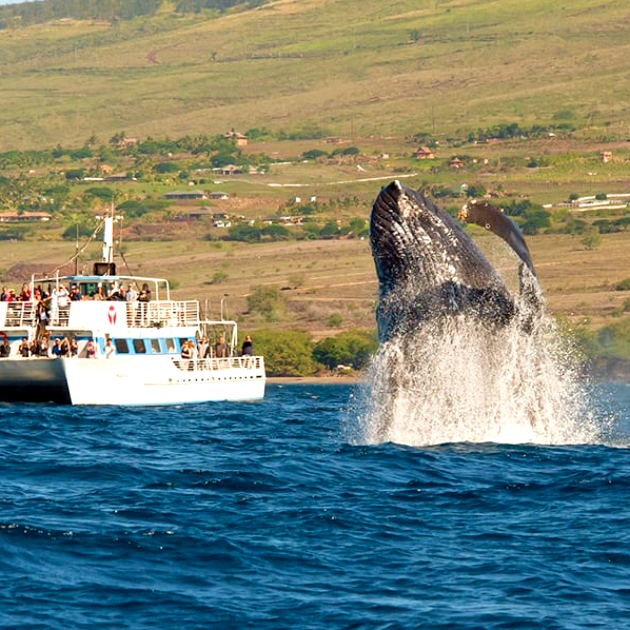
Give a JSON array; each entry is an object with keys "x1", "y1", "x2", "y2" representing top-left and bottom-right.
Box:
[
  {"x1": 328, "y1": 313, "x2": 343, "y2": 328},
  {"x1": 302, "y1": 149, "x2": 328, "y2": 160},
  {"x1": 208, "y1": 271, "x2": 228, "y2": 285},
  {"x1": 616, "y1": 278, "x2": 630, "y2": 291},
  {"x1": 313, "y1": 329, "x2": 378, "y2": 370},
  {"x1": 153, "y1": 162, "x2": 179, "y2": 173},
  {"x1": 227, "y1": 224, "x2": 262, "y2": 243},
  {"x1": 247, "y1": 285, "x2": 285, "y2": 320},
  {"x1": 251, "y1": 329, "x2": 316, "y2": 376},
  {"x1": 581, "y1": 232, "x2": 601, "y2": 250}
]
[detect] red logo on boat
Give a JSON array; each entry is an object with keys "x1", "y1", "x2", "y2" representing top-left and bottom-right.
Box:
[{"x1": 108, "y1": 305, "x2": 117, "y2": 326}]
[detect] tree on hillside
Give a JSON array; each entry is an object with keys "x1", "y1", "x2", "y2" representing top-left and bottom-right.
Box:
[
  {"x1": 581, "y1": 232, "x2": 601, "y2": 250},
  {"x1": 313, "y1": 330, "x2": 378, "y2": 370},
  {"x1": 250, "y1": 329, "x2": 316, "y2": 376},
  {"x1": 247, "y1": 285, "x2": 285, "y2": 321}
]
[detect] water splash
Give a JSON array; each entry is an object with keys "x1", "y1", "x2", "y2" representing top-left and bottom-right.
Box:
[{"x1": 349, "y1": 291, "x2": 602, "y2": 447}]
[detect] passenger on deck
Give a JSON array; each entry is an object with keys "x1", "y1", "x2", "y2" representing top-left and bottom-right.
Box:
[
  {"x1": 56, "y1": 285, "x2": 70, "y2": 313},
  {"x1": 69, "y1": 338, "x2": 78, "y2": 357},
  {"x1": 18, "y1": 337, "x2": 30, "y2": 358},
  {"x1": 105, "y1": 338, "x2": 115, "y2": 359},
  {"x1": 0, "y1": 339, "x2": 10, "y2": 357},
  {"x1": 1, "y1": 286, "x2": 12, "y2": 302},
  {"x1": 181, "y1": 339, "x2": 195, "y2": 370},
  {"x1": 52, "y1": 338, "x2": 64, "y2": 358},
  {"x1": 85, "y1": 339, "x2": 97, "y2": 359},
  {"x1": 138, "y1": 283, "x2": 151, "y2": 303},
  {"x1": 18, "y1": 284, "x2": 31, "y2": 302},
  {"x1": 93, "y1": 285, "x2": 106, "y2": 301},
  {"x1": 215, "y1": 336, "x2": 227, "y2": 358},
  {"x1": 70, "y1": 285, "x2": 82, "y2": 301},
  {"x1": 197, "y1": 336, "x2": 210, "y2": 359},
  {"x1": 30, "y1": 339, "x2": 40, "y2": 357},
  {"x1": 241, "y1": 335, "x2": 254, "y2": 356},
  {"x1": 39, "y1": 336, "x2": 49, "y2": 357},
  {"x1": 36, "y1": 300, "x2": 49, "y2": 338},
  {"x1": 126, "y1": 284, "x2": 138, "y2": 302}
]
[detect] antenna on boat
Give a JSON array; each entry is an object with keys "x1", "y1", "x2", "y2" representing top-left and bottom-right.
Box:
[
  {"x1": 74, "y1": 223, "x2": 79, "y2": 275},
  {"x1": 102, "y1": 205, "x2": 115, "y2": 264},
  {"x1": 95, "y1": 204, "x2": 123, "y2": 276}
]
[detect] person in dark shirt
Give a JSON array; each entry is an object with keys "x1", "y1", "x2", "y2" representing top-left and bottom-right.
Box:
[
  {"x1": 18, "y1": 337, "x2": 30, "y2": 358},
  {"x1": 241, "y1": 335, "x2": 253, "y2": 356},
  {"x1": 215, "y1": 336, "x2": 227, "y2": 358},
  {"x1": 52, "y1": 338, "x2": 64, "y2": 358}
]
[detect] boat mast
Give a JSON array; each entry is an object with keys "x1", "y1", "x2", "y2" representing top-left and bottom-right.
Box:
[{"x1": 102, "y1": 205, "x2": 115, "y2": 264}]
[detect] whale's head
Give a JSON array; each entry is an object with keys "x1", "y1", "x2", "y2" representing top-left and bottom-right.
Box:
[{"x1": 370, "y1": 181, "x2": 515, "y2": 340}]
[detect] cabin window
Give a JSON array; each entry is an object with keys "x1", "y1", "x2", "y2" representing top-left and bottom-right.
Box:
[
  {"x1": 133, "y1": 339, "x2": 147, "y2": 354},
  {"x1": 165, "y1": 338, "x2": 176, "y2": 353},
  {"x1": 150, "y1": 339, "x2": 161, "y2": 353},
  {"x1": 114, "y1": 339, "x2": 129, "y2": 354}
]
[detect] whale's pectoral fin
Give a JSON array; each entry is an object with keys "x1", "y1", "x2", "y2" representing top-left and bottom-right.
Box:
[{"x1": 458, "y1": 200, "x2": 536, "y2": 276}]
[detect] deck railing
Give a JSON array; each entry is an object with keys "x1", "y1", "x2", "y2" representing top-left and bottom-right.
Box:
[
  {"x1": 127, "y1": 300, "x2": 200, "y2": 328},
  {"x1": 4, "y1": 302, "x2": 37, "y2": 327},
  {"x1": 172, "y1": 356, "x2": 264, "y2": 373},
  {"x1": 1, "y1": 300, "x2": 199, "y2": 330}
]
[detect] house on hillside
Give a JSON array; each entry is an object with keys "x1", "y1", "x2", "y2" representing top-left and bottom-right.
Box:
[
  {"x1": 212, "y1": 165, "x2": 243, "y2": 176},
  {"x1": 213, "y1": 212, "x2": 232, "y2": 228},
  {"x1": 209, "y1": 191, "x2": 230, "y2": 200},
  {"x1": 224, "y1": 131, "x2": 248, "y2": 146},
  {"x1": 118, "y1": 137, "x2": 138, "y2": 149},
  {"x1": 104, "y1": 173, "x2": 133, "y2": 182},
  {"x1": 449, "y1": 157, "x2": 464, "y2": 169},
  {"x1": 164, "y1": 190, "x2": 208, "y2": 200},
  {"x1": 413, "y1": 146, "x2": 435, "y2": 159},
  {"x1": 0, "y1": 211, "x2": 52, "y2": 222},
  {"x1": 177, "y1": 207, "x2": 214, "y2": 220}
]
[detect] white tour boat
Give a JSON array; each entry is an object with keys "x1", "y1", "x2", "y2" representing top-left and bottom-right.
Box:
[{"x1": 0, "y1": 216, "x2": 265, "y2": 405}]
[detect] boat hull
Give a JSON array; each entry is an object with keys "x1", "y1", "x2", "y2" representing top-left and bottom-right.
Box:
[
  {"x1": 0, "y1": 357, "x2": 265, "y2": 406},
  {"x1": 0, "y1": 358, "x2": 71, "y2": 404}
]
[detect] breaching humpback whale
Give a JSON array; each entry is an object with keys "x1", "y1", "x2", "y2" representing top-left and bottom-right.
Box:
[
  {"x1": 370, "y1": 181, "x2": 540, "y2": 342},
  {"x1": 362, "y1": 182, "x2": 590, "y2": 445}
]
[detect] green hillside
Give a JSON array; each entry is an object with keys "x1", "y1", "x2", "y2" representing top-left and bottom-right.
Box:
[{"x1": 1, "y1": 0, "x2": 630, "y2": 150}]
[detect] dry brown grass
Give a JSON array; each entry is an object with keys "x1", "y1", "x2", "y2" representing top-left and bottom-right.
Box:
[{"x1": 3, "y1": 228, "x2": 629, "y2": 337}]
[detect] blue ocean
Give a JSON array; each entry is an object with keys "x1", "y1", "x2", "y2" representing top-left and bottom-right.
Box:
[{"x1": 1, "y1": 382, "x2": 630, "y2": 629}]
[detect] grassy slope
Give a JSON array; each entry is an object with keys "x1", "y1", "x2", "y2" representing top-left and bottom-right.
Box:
[{"x1": 2, "y1": 0, "x2": 630, "y2": 149}]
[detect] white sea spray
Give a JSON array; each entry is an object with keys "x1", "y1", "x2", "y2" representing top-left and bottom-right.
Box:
[{"x1": 348, "y1": 290, "x2": 600, "y2": 447}]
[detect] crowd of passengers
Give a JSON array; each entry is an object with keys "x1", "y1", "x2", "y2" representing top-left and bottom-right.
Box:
[
  {"x1": 2, "y1": 282, "x2": 152, "y2": 305},
  {"x1": 0, "y1": 335, "x2": 97, "y2": 359}
]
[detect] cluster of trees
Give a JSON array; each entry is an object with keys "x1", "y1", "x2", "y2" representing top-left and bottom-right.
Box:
[
  {"x1": 301, "y1": 147, "x2": 360, "y2": 161},
  {"x1": 0, "y1": 0, "x2": 268, "y2": 28},
  {"x1": 591, "y1": 217, "x2": 630, "y2": 234},
  {"x1": 175, "y1": 0, "x2": 272, "y2": 14},
  {"x1": 224, "y1": 217, "x2": 368, "y2": 243},
  {"x1": 467, "y1": 122, "x2": 574, "y2": 143},
  {"x1": 0, "y1": 0, "x2": 162, "y2": 27},
  {"x1": 252, "y1": 328, "x2": 378, "y2": 376}
]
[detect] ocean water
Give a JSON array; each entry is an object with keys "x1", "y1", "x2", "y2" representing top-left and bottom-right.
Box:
[{"x1": 1, "y1": 382, "x2": 630, "y2": 629}]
